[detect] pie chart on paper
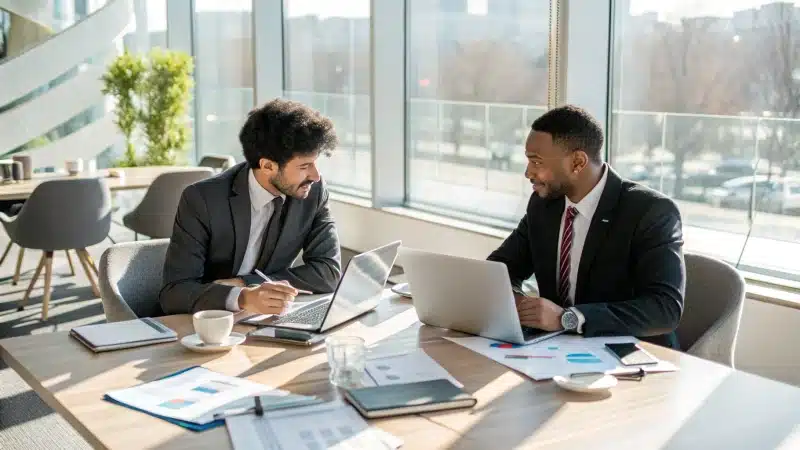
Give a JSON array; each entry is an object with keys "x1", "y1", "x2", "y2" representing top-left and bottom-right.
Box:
[{"x1": 490, "y1": 342, "x2": 523, "y2": 349}]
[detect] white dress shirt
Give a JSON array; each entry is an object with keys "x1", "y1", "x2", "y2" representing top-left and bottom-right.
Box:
[
  {"x1": 556, "y1": 164, "x2": 609, "y2": 331},
  {"x1": 225, "y1": 170, "x2": 285, "y2": 311}
]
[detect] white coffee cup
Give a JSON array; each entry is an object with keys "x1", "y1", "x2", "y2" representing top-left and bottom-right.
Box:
[
  {"x1": 65, "y1": 159, "x2": 83, "y2": 175},
  {"x1": 192, "y1": 310, "x2": 234, "y2": 345}
]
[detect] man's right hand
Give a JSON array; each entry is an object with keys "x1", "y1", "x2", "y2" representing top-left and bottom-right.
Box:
[{"x1": 238, "y1": 281, "x2": 298, "y2": 315}]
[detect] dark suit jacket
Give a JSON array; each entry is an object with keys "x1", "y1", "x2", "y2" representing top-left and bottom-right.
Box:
[
  {"x1": 488, "y1": 166, "x2": 685, "y2": 348},
  {"x1": 160, "y1": 162, "x2": 342, "y2": 314}
]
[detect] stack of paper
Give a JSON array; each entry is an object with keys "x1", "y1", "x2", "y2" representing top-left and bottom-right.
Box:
[
  {"x1": 444, "y1": 335, "x2": 678, "y2": 381},
  {"x1": 104, "y1": 366, "x2": 320, "y2": 431},
  {"x1": 227, "y1": 401, "x2": 402, "y2": 450}
]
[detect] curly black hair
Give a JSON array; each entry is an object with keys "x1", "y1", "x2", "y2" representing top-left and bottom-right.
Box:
[
  {"x1": 239, "y1": 98, "x2": 338, "y2": 169},
  {"x1": 531, "y1": 105, "x2": 604, "y2": 163}
]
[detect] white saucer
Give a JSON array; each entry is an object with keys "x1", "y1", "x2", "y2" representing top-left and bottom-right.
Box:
[
  {"x1": 180, "y1": 332, "x2": 246, "y2": 353},
  {"x1": 390, "y1": 282, "x2": 412, "y2": 298},
  {"x1": 553, "y1": 373, "x2": 618, "y2": 393}
]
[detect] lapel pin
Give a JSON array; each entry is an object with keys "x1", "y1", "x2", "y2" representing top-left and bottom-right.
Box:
[{"x1": 601, "y1": 219, "x2": 610, "y2": 223}]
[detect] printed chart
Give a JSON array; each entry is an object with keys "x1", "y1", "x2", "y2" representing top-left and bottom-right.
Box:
[
  {"x1": 565, "y1": 352, "x2": 604, "y2": 364},
  {"x1": 489, "y1": 342, "x2": 523, "y2": 349}
]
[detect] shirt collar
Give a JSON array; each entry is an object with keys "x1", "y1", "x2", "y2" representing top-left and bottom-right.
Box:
[
  {"x1": 566, "y1": 163, "x2": 609, "y2": 219},
  {"x1": 247, "y1": 169, "x2": 284, "y2": 211}
]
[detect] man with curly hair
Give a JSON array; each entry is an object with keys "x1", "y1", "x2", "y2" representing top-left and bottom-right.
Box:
[{"x1": 160, "y1": 98, "x2": 342, "y2": 316}]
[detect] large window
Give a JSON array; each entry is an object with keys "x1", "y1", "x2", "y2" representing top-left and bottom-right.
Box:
[
  {"x1": 405, "y1": 0, "x2": 550, "y2": 224},
  {"x1": 283, "y1": 0, "x2": 372, "y2": 194},
  {"x1": 611, "y1": 0, "x2": 800, "y2": 279},
  {"x1": 193, "y1": 0, "x2": 254, "y2": 161}
]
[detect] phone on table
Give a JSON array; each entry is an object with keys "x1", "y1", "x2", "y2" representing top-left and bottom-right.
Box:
[
  {"x1": 248, "y1": 327, "x2": 326, "y2": 346},
  {"x1": 605, "y1": 342, "x2": 658, "y2": 366}
]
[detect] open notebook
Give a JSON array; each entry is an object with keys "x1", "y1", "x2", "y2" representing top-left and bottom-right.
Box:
[{"x1": 70, "y1": 318, "x2": 177, "y2": 352}]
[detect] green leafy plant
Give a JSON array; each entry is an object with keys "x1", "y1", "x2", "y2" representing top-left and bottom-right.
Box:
[
  {"x1": 101, "y1": 51, "x2": 145, "y2": 167},
  {"x1": 101, "y1": 48, "x2": 194, "y2": 167}
]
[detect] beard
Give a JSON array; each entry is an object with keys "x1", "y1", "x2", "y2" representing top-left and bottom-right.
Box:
[
  {"x1": 271, "y1": 171, "x2": 314, "y2": 199},
  {"x1": 532, "y1": 178, "x2": 569, "y2": 200}
]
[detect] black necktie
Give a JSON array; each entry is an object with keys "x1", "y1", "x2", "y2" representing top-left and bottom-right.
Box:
[{"x1": 255, "y1": 196, "x2": 284, "y2": 271}]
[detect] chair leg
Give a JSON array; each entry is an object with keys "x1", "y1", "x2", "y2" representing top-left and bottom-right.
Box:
[
  {"x1": 19, "y1": 252, "x2": 45, "y2": 311},
  {"x1": 41, "y1": 252, "x2": 53, "y2": 320},
  {"x1": 134, "y1": 232, "x2": 138, "y2": 241},
  {"x1": 76, "y1": 249, "x2": 100, "y2": 297},
  {"x1": 12, "y1": 247, "x2": 24, "y2": 285},
  {"x1": 106, "y1": 234, "x2": 116, "y2": 245},
  {"x1": 0, "y1": 241, "x2": 13, "y2": 265},
  {"x1": 65, "y1": 250, "x2": 75, "y2": 276},
  {"x1": 83, "y1": 251, "x2": 99, "y2": 277}
]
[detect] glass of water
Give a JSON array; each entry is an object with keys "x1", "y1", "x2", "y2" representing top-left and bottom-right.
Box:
[{"x1": 326, "y1": 335, "x2": 366, "y2": 388}]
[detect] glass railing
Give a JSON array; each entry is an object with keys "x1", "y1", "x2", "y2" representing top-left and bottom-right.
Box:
[{"x1": 192, "y1": 90, "x2": 800, "y2": 280}]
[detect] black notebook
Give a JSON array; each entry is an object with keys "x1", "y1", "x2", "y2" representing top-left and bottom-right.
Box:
[{"x1": 343, "y1": 379, "x2": 476, "y2": 419}]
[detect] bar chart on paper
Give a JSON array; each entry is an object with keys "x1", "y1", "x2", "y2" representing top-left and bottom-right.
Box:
[{"x1": 565, "y1": 352, "x2": 604, "y2": 364}]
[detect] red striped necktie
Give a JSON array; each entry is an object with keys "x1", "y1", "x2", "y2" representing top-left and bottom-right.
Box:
[{"x1": 558, "y1": 206, "x2": 578, "y2": 304}]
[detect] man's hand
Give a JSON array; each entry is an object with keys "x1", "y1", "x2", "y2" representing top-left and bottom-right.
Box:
[
  {"x1": 238, "y1": 280, "x2": 298, "y2": 315},
  {"x1": 213, "y1": 278, "x2": 245, "y2": 287},
  {"x1": 515, "y1": 294, "x2": 564, "y2": 331}
]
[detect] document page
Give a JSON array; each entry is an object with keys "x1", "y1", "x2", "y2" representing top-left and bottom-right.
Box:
[
  {"x1": 226, "y1": 401, "x2": 402, "y2": 450},
  {"x1": 364, "y1": 349, "x2": 463, "y2": 387},
  {"x1": 106, "y1": 367, "x2": 281, "y2": 424},
  {"x1": 444, "y1": 335, "x2": 677, "y2": 381}
]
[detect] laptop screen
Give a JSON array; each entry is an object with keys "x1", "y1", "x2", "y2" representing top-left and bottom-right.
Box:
[{"x1": 319, "y1": 241, "x2": 401, "y2": 331}]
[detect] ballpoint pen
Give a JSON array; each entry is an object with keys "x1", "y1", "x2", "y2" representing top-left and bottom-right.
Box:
[
  {"x1": 254, "y1": 269, "x2": 313, "y2": 295},
  {"x1": 212, "y1": 396, "x2": 322, "y2": 420}
]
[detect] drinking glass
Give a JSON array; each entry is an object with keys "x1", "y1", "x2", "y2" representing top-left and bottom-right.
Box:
[{"x1": 326, "y1": 336, "x2": 366, "y2": 388}]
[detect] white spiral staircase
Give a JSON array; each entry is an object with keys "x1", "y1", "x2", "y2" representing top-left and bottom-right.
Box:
[{"x1": 0, "y1": 0, "x2": 132, "y2": 171}]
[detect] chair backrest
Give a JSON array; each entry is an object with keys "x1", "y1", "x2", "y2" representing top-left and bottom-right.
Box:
[
  {"x1": 13, "y1": 177, "x2": 112, "y2": 250},
  {"x1": 124, "y1": 168, "x2": 213, "y2": 238},
  {"x1": 198, "y1": 154, "x2": 236, "y2": 171},
  {"x1": 99, "y1": 239, "x2": 170, "y2": 322},
  {"x1": 676, "y1": 252, "x2": 746, "y2": 368}
]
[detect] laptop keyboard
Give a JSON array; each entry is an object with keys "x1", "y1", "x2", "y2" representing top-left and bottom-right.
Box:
[{"x1": 273, "y1": 301, "x2": 331, "y2": 326}]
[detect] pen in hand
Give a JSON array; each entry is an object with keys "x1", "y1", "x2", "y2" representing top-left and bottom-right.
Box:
[{"x1": 253, "y1": 269, "x2": 313, "y2": 295}]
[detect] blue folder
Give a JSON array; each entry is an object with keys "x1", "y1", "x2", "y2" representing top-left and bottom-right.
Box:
[{"x1": 103, "y1": 366, "x2": 224, "y2": 432}]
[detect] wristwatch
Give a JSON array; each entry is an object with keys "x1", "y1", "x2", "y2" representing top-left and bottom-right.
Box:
[{"x1": 561, "y1": 308, "x2": 580, "y2": 332}]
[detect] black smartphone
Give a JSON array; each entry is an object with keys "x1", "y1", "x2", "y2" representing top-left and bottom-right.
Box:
[
  {"x1": 248, "y1": 327, "x2": 326, "y2": 346},
  {"x1": 605, "y1": 342, "x2": 658, "y2": 366}
]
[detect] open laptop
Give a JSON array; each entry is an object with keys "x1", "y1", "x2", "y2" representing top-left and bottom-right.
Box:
[
  {"x1": 243, "y1": 241, "x2": 401, "y2": 333},
  {"x1": 399, "y1": 247, "x2": 564, "y2": 345}
]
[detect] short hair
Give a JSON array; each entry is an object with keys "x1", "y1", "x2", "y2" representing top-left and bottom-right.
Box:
[
  {"x1": 239, "y1": 98, "x2": 338, "y2": 168},
  {"x1": 531, "y1": 105, "x2": 604, "y2": 163}
]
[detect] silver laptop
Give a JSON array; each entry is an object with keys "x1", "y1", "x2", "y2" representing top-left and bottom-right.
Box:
[
  {"x1": 244, "y1": 241, "x2": 401, "y2": 333},
  {"x1": 399, "y1": 247, "x2": 564, "y2": 345}
]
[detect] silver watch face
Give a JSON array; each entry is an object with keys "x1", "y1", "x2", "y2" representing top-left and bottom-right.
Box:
[{"x1": 561, "y1": 310, "x2": 578, "y2": 330}]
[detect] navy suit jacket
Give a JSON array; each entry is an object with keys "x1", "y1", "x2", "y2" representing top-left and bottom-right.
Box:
[{"x1": 488, "y1": 167, "x2": 686, "y2": 348}]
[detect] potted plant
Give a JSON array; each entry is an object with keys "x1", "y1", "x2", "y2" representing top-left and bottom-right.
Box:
[{"x1": 101, "y1": 48, "x2": 194, "y2": 167}]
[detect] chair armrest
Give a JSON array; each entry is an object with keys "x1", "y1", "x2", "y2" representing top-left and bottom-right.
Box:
[{"x1": 0, "y1": 211, "x2": 18, "y2": 225}]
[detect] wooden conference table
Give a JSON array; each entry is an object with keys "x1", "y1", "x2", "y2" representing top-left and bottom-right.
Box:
[
  {"x1": 2, "y1": 291, "x2": 800, "y2": 449},
  {"x1": 0, "y1": 166, "x2": 201, "y2": 201}
]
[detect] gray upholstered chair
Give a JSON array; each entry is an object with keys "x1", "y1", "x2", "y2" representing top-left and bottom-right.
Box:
[
  {"x1": 99, "y1": 239, "x2": 169, "y2": 323},
  {"x1": 122, "y1": 168, "x2": 213, "y2": 239},
  {"x1": 0, "y1": 178, "x2": 112, "y2": 320},
  {"x1": 198, "y1": 154, "x2": 236, "y2": 171},
  {"x1": 676, "y1": 253, "x2": 746, "y2": 368}
]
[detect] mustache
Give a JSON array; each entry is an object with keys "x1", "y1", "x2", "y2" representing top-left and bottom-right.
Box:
[{"x1": 300, "y1": 180, "x2": 314, "y2": 187}]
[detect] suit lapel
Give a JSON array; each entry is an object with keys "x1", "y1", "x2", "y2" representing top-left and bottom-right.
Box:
[
  {"x1": 541, "y1": 197, "x2": 565, "y2": 304},
  {"x1": 575, "y1": 168, "x2": 622, "y2": 302},
  {"x1": 229, "y1": 166, "x2": 251, "y2": 275}
]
